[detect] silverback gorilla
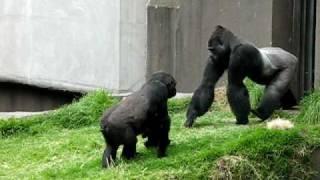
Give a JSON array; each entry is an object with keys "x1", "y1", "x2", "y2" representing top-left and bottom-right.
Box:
[
  {"x1": 100, "y1": 72, "x2": 176, "y2": 168},
  {"x1": 185, "y1": 25, "x2": 297, "y2": 127}
]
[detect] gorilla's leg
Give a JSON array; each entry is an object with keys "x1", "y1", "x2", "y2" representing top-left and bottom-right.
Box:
[
  {"x1": 280, "y1": 89, "x2": 297, "y2": 109},
  {"x1": 121, "y1": 127, "x2": 137, "y2": 159},
  {"x1": 227, "y1": 83, "x2": 250, "y2": 124},
  {"x1": 157, "y1": 116, "x2": 171, "y2": 157},
  {"x1": 252, "y1": 86, "x2": 283, "y2": 120},
  {"x1": 253, "y1": 68, "x2": 294, "y2": 120},
  {"x1": 101, "y1": 126, "x2": 119, "y2": 168},
  {"x1": 144, "y1": 131, "x2": 158, "y2": 148},
  {"x1": 102, "y1": 144, "x2": 119, "y2": 168}
]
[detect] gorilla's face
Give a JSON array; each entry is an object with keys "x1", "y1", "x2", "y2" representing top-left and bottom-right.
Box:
[
  {"x1": 208, "y1": 37, "x2": 227, "y2": 60},
  {"x1": 166, "y1": 77, "x2": 177, "y2": 98},
  {"x1": 150, "y1": 72, "x2": 177, "y2": 98}
]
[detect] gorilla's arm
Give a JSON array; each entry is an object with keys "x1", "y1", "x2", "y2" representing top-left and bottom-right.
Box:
[
  {"x1": 100, "y1": 105, "x2": 119, "y2": 132},
  {"x1": 100, "y1": 105, "x2": 120, "y2": 168},
  {"x1": 253, "y1": 66, "x2": 297, "y2": 120},
  {"x1": 226, "y1": 45, "x2": 252, "y2": 125},
  {"x1": 184, "y1": 57, "x2": 226, "y2": 127},
  {"x1": 144, "y1": 102, "x2": 171, "y2": 157}
]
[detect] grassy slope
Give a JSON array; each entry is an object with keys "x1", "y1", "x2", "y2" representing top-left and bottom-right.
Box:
[{"x1": 0, "y1": 92, "x2": 319, "y2": 179}]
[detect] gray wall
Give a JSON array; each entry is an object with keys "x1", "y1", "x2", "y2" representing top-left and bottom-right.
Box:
[
  {"x1": 0, "y1": 0, "x2": 316, "y2": 94},
  {"x1": 0, "y1": 0, "x2": 120, "y2": 92},
  {"x1": 147, "y1": 0, "x2": 273, "y2": 92},
  {"x1": 315, "y1": 1, "x2": 320, "y2": 88},
  {"x1": 119, "y1": 0, "x2": 148, "y2": 92},
  {"x1": 0, "y1": 0, "x2": 148, "y2": 93}
]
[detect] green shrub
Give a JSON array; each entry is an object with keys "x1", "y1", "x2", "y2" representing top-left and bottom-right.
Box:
[{"x1": 45, "y1": 90, "x2": 117, "y2": 128}]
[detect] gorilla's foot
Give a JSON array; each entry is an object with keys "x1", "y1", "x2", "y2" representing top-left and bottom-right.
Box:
[
  {"x1": 251, "y1": 109, "x2": 269, "y2": 121},
  {"x1": 235, "y1": 120, "x2": 249, "y2": 125},
  {"x1": 157, "y1": 150, "x2": 167, "y2": 158}
]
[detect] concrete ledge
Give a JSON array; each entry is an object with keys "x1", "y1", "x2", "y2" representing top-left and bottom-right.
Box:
[
  {"x1": 0, "y1": 74, "x2": 102, "y2": 94},
  {"x1": 147, "y1": 0, "x2": 180, "y2": 8},
  {"x1": 0, "y1": 111, "x2": 50, "y2": 120},
  {"x1": 113, "y1": 92, "x2": 193, "y2": 99}
]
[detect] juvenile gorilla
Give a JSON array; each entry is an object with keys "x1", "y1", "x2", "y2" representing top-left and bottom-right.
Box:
[
  {"x1": 185, "y1": 25, "x2": 298, "y2": 127},
  {"x1": 100, "y1": 72, "x2": 176, "y2": 168}
]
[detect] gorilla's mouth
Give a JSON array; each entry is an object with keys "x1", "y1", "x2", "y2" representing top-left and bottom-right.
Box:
[{"x1": 169, "y1": 89, "x2": 177, "y2": 98}]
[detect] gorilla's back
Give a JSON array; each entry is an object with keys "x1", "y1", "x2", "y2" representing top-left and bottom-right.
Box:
[{"x1": 259, "y1": 47, "x2": 298, "y2": 69}]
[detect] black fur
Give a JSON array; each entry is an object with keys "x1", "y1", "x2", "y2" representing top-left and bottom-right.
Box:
[
  {"x1": 100, "y1": 72, "x2": 176, "y2": 168},
  {"x1": 185, "y1": 25, "x2": 297, "y2": 127}
]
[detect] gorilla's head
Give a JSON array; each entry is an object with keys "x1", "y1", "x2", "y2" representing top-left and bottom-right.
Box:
[
  {"x1": 149, "y1": 72, "x2": 177, "y2": 98},
  {"x1": 208, "y1": 25, "x2": 232, "y2": 61}
]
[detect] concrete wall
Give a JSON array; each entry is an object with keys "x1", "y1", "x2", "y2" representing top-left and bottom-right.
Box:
[
  {"x1": 315, "y1": 1, "x2": 320, "y2": 88},
  {"x1": 0, "y1": 0, "x2": 148, "y2": 93},
  {"x1": 147, "y1": 0, "x2": 273, "y2": 92},
  {"x1": 0, "y1": 0, "x2": 316, "y2": 95},
  {"x1": 119, "y1": 0, "x2": 148, "y2": 92}
]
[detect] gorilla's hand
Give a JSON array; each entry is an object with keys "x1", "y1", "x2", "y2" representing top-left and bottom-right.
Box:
[
  {"x1": 184, "y1": 106, "x2": 198, "y2": 128},
  {"x1": 184, "y1": 118, "x2": 195, "y2": 128}
]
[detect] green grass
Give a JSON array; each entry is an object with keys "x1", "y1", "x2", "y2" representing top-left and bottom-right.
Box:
[
  {"x1": 244, "y1": 78, "x2": 264, "y2": 109},
  {"x1": 0, "y1": 90, "x2": 319, "y2": 179},
  {"x1": 296, "y1": 89, "x2": 320, "y2": 124},
  {"x1": 168, "y1": 97, "x2": 190, "y2": 114}
]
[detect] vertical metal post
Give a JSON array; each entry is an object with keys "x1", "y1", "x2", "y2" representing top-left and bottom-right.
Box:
[
  {"x1": 294, "y1": 0, "x2": 316, "y2": 95},
  {"x1": 304, "y1": 0, "x2": 316, "y2": 92}
]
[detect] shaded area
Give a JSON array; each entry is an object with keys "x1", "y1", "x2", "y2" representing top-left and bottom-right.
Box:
[{"x1": 0, "y1": 82, "x2": 82, "y2": 112}]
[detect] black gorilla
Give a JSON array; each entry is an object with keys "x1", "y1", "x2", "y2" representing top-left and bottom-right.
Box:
[
  {"x1": 100, "y1": 72, "x2": 176, "y2": 168},
  {"x1": 185, "y1": 25, "x2": 297, "y2": 127}
]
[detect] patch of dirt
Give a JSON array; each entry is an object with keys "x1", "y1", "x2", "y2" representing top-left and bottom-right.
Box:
[
  {"x1": 210, "y1": 156, "x2": 262, "y2": 180},
  {"x1": 311, "y1": 148, "x2": 320, "y2": 180},
  {"x1": 215, "y1": 87, "x2": 228, "y2": 104}
]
